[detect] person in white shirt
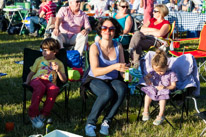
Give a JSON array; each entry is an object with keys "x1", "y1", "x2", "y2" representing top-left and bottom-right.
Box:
[
  {"x1": 87, "y1": 0, "x2": 113, "y2": 15},
  {"x1": 166, "y1": 0, "x2": 178, "y2": 11},
  {"x1": 131, "y1": 0, "x2": 144, "y2": 21},
  {"x1": 131, "y1": 0, "x2": 144, "y2": 14}
]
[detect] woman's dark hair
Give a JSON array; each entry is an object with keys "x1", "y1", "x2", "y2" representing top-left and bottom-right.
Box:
[
  {"x1": 95, "y1": 17, "x2": 123, "y2": 38},
  {"x1": 40, "y1": 38, "x2": 60, "y2": 53}
]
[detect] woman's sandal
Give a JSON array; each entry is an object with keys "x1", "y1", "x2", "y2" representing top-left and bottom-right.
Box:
[
  {"x1": 153, "y1": 116, "x2": 165, "y2": 125},
  {"x1": 142, "y1": 112, "x2": 150, "y2": 121}
]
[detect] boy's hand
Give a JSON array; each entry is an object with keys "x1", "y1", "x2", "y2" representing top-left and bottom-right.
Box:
[
  {"x1": 51, "y1": 62, "x2": 59, "y2": 72},
  {"x1": 24, "y1": 81, "x2": 29, "y2": 85}
]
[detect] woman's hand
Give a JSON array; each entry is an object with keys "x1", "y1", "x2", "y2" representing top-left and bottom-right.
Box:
[
  {"x1": 53, "y1": 28, "x2": 60, "y2": 36},
  {"x1": 115, "y1": 63, "x2": 129, "y2": 72}
]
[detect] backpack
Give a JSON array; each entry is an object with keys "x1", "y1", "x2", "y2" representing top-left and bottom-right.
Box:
[{"x1": 66, "y1": 50, "x2": 82, "y2": 68}]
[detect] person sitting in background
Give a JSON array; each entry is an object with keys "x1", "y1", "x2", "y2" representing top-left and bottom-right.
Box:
[
  {"x1": 178, "y1": 0, "x2": 192, "y2": 11},
  {"x1": 24, "y1": 38, "x2": 67, "y2": 129},
  {"x1": 166, "y1": 0, "x2": 178, "y2": 11},
  {"x1": 52, "y1": 0, "x2": 91, "y2": 56},
  {"x1": 84, "y1": 17, "x2": 129, "y2": 136},
  {"x1": 0, "y1": 0, "x2": 5, "y2": 12},
  {"x1": 87, "y1": 0, "x2": 113, "y2": 16},
  {"x1": 29, "y1": 0, "x2": 57, "y2": 37},
  {"x1": 113, "y1": 0, "x2": 133, "y2": 48},
  {"x1": 129, "y1": 4, "x2": 170, "y2": 69},
  {"x1": 131, "y1": 0, "x2": 144, "y2": 14},
  {"x1": 131, "y1": 0, "x2": 144, "y2": 21}
]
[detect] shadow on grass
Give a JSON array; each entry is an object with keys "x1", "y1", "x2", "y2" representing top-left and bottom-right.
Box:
[{"x1": 0, "y1": 40, "x2": 42, "y2": 56}]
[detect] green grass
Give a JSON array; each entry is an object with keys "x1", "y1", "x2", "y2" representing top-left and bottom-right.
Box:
[{"x1": 0, "y1": 31, "x2": 206, "y2": 137}]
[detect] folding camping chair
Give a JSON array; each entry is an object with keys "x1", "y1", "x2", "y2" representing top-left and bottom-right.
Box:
[
  {"x1": 137, "y1": 51, "x2": 200, "y2": 129},
  {"x1": 22, "y1": 48, "x2": 70, "y2": 124},
  {"x1": 169, "y1": 24, "x2": 206, "y2": 81}
]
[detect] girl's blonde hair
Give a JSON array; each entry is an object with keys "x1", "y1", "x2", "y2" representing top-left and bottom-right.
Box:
[
  {"x1": 155, "y1": 4, "x2": 169, "y2": 17},
  {"x1": 151, "y1": 49, "x2": 168, "y2": 69}
]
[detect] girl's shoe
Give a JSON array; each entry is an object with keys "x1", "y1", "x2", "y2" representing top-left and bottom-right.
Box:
[
  {"x1": 142, "y1": 112, "x2": 150, "y2": 121},
  {"x1": 153, "y1": 116, "x2": 165, "y2": 125}
]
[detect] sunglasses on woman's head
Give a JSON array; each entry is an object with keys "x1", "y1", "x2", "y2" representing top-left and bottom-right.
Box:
[
  {"x1": 101, "y1": 26, "x2": 116, "y2": 32},
  {"x1": 153, "y1": 10, "x2": 160, "y2": 13},
  {"x1": 121, "y1": 5, "x2": 128, "y2": 9}
]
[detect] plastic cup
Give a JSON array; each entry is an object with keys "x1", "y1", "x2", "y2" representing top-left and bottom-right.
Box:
[{"x1": 5, "y1": 122, "x2": 14, "y2": 132}]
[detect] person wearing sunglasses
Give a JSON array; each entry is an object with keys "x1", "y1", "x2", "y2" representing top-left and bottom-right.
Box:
[
  {"x1": 83, "y1": 17, "x2": 129, "y2": 136},
  {"x1": 129, "y1": 4, "x2": 170, "y2": 69},
  {"x1": 112, "y1": 0, "x2": 133, "y2": 48},
  {"x1": 52, "y1": 0, "x2": 91, "y2": 56}
]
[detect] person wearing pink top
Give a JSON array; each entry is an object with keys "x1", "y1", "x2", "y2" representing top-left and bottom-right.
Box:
[{"x1": 52, "y1": 0, "x2": 91, "y2": 56}]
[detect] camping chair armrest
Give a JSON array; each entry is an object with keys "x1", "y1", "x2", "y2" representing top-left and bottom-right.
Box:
[
  {"x1": 176, "y1": 37, "x2": 200, "y2": 42},
  {"x1": 22, "y1": 83, "x2": 33, "y2": 91}
]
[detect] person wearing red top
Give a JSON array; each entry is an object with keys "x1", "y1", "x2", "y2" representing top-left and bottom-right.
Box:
[
  {"x1": 129, "y1": 4, "x2": 170, "y2": 69},
  {"x1": 29, "y1": 0, "x2": 57, "y2": 37}
]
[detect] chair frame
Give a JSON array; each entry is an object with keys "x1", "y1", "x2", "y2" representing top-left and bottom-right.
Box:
[{"x1": 22, "y1": 48, "x2": 70, "y2": 124}]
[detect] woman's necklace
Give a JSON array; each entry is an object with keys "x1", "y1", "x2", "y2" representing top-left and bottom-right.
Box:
[{"x1": 99, "y1": 41, "x2": 113, "y2": 56}]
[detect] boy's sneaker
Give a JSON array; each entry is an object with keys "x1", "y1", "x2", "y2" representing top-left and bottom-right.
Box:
[
  {"x1": 37, "y1": 115, "x2": 46, "y2": 123},
  {"x1": 30, "y1": 117, "x2": 44, "y2": 129},
  {"x1": 29, "y1": 31, "x2": 38, "y2": 37},
  {"x1": 85, "y1": 124, "x2": 96, "y2": 137},
  {"x1": 100, "y1": 120, "x2": 109, "y2": 136}
]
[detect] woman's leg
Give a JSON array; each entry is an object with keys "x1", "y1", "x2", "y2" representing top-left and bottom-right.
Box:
[
  {"x1": 129, "y1": 31, "x2": 154, "y2": 68},
  {"x1": 103, "y1": 79, "x2": 127, "y2": 124},
  {"x1": 87, "y1": 79, "x2": 114, "y2": 125}
]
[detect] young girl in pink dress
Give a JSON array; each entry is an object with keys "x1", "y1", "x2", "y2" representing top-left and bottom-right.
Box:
[{"x1": 141, "y1": 49, "x2": 178, "y2": 125}]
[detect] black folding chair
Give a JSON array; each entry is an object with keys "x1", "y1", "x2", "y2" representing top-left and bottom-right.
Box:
[{"x1": 22, "y1": 48, "x2": 70, "y2": 124}]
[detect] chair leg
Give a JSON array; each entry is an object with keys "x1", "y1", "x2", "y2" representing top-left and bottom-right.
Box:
[
  {"x1": 164, "y1": 117, "x2": 175, "y2": 129},
  {"x1": 126, "y1": 89, "x2": 130, "y2": 123},
  {"x1": 65, "y1": 85, "x2": 69, "y2": 120},
  {"x1": 200, "y1": 127, "x2": 206, "y2": 136},
  {"x1": 137, "y1": 93, "x2": 144, "y2": 121},
  {"x1": 23, "y1": 88, "x2": 27, "y2": 124}
]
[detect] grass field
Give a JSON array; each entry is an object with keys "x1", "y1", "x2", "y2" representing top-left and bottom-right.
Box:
[{"x1": 0, "y1": 31, "x2": 206, "y2": 137}]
